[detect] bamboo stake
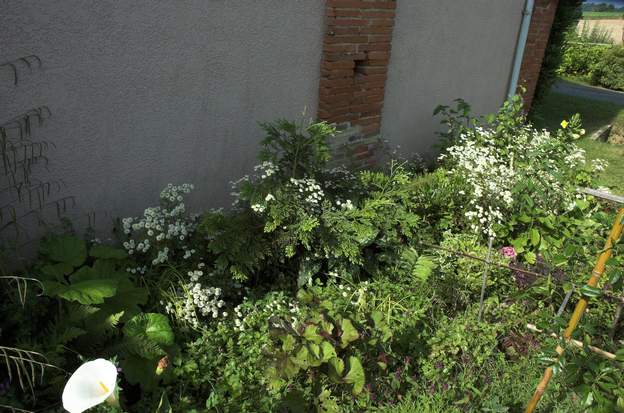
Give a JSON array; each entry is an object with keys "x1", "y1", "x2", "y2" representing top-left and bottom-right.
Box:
[
  {"x1": 526, "y1": 323, "x2": 616, "y2": 360},
  {"x1": 524, "y1": 208, "x2": 624, "y2": 413},
  {"x1": 609, "y1": 302, "x2": 623, "y2": 342},
  {"x1": 478, "y1": 237, "x2": 494, "y2": 321}
]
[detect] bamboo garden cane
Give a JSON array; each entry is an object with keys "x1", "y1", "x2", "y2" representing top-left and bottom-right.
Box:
[{"x1": 524, "y1": 207, "x2": 624, "y2": 413}]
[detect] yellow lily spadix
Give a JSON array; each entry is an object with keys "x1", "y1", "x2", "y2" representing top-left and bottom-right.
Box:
[{"x1": 62, "y1": 359, "x2": 118, "y2": 413}]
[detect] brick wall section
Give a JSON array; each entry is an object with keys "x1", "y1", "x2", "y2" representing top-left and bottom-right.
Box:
[
  {"x1": 317, "y1": 0, "x2": 397, "y2": 138},
  {"x1": 517, "y1": 0, "x2": 560, "y2": 109}
]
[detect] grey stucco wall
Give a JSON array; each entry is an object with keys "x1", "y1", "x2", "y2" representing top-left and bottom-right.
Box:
[
  {"x1": 0, "y1": 1, "x2": 324, "y2": 234},
  {"x1": 381, "y1": 0, "x2": 525, "y2": 157}
]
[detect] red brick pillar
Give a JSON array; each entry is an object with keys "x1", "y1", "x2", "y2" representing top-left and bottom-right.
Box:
[
  {"x1": 518, "y1": 0, "x2": 560, "y2": 109},
  {"x1": 317, "y1": 0, "x2": 397, "y2": 137}
]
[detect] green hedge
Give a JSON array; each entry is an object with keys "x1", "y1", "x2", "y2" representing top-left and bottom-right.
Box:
[
  {"x1": 592, "y1": 46, "x2": 624, "y2": 91},
  {"x1": 557, "y1": 41, "x2": 612, "y2": 79}
]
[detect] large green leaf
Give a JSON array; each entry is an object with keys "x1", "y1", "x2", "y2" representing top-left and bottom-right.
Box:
[
  {"x1": 57, "y1": 279, "x2": 118, "y2": 304},
  {"x1": 123, "y1": 313, "x2": 174, "y2": 358},
  {"x1": 40, "y1": 235, "x2": 87, "y2": 267},
  {"x1": 89, "y1": 244, "x2": 128, "y2": 260},
  {"x1": 343, "y1": 356, "x2": 365, "y2": 395}
]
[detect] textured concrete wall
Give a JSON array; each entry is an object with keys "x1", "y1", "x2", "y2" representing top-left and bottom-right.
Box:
[
  {"x1": 0, "y1": 1, "x2": 324, "y2": 233},
  {"x1": 381, "y1": 0, "x2": 526, "y2": 157}
]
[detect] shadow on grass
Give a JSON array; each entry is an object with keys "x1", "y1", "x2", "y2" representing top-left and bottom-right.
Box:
[{"x1": 530, "y1": 91, "x2": 624, "y2": 195}]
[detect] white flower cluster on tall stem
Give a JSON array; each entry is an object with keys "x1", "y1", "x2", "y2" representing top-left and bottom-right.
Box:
[
  {"x1": 441, "y1": 133, "x2": 515, "y2": 238},
  {"x1": 290, "y1": 177, "x2": 325, "y2": 208},
  {"x1": 440, "y1": 124, "x2": 599, "y2": 238},
  {"x1": 254, "y1": 161, "x2": 279, "y2": 179},
  {"x1": 122, "y1": 184, "x2": 198, "y2": 266},
  {"x1": 162, "y1": 262, "x2": 228, "y2": 328}
]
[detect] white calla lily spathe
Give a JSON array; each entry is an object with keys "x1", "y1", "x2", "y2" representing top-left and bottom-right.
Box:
[{"x1": 62, "y1": 359, "x2": 118, "y2": 413}]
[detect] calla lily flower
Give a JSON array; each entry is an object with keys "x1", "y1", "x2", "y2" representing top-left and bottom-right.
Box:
[{"x1": 62, "y1": 359, "x2": 118, "y2": 413}]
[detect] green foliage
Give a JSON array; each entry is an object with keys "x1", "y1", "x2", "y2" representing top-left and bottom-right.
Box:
[
  {"x1": 558, "y1": 42, "x2": 612, "y2": 79},
  {"x1": 259, "y1": 118, "x2": 334, "y2": 179},
  {"x1": 592, "y1": 45, "x2": 624, "y2": 91},
  {"x1": 533, "y1": 0, "x2": 583, "y2": 104},
  {"x1": 423, "y1": 308, "x2": 503, "y2": 396},
  {"x1": 3, "y1": 103, "x2": 621, "y2": 413}
]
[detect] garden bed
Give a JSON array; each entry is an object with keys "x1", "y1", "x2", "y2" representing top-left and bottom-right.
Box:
[{"x1": 2, "y1": 97, "x2": 624, "y2": 413}]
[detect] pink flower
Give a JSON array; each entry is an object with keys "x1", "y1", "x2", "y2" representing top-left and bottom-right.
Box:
[{"x1": 501, "y1": 246, "x2": 517, "y2": 258}]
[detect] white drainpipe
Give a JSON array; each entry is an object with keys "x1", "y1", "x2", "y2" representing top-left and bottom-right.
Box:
[{"x1": 508, "y1": 0, "x2": 535, "y2": 100}]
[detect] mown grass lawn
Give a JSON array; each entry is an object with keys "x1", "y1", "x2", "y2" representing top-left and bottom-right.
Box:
[
  {"x1": 583, "y1": 11, "x2": 624, "y2": 19},
  {"x1": 530, "y1": 91, "x2": 624, "y2": 195}
]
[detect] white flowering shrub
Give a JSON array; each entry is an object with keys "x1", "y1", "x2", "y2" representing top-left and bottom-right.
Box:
[
  {"x1": 162, "y1": 262, "x2": 229, "y2": 328},
  {"x1": 121, "y1": 183, "x2": 199, "y2": 266},
  {"x1": 437, "y1": 97, "x2": 606, "y2": 240}
]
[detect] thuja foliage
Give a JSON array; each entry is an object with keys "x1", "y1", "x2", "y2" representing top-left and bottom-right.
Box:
[{"x1": 2, "y1": 97, "x2": 624, "y2": 412}]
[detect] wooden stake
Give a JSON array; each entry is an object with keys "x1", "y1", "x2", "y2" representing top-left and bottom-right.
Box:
[{"x1": 526, "y1": 323, "x2": 616, "y2": 360}]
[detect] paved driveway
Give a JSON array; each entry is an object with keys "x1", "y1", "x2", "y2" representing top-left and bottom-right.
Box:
[{"x1": 553, "y1": 80, "x2": 624, "y2": 106}]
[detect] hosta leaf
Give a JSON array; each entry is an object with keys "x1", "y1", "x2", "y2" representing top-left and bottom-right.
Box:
[
  {"x1": 40, "y1": 235, "x2": 87, "y2": 267},
  {"x1": 344, "y1": 356, "x2": 365, "y2": 395},
  {"x1": 57, "y1": 279, "x2": 118, "y2": 304}
]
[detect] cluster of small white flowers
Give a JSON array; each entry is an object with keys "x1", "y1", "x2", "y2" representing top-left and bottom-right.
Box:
[
  {"x1": 254, "y1": 161, "x2": 279, "y2": 179},
  {"x1": 338, "y1": 281, "x2": 369, "y2": 306},
  {"x1": 251, "y1": 204, "x2": 266, "y2": 213},
  {"x1": 233, "y1": 296, "x2": 301, "y2": 332},
  {"x1": 126, "y1": 265, "x2": 147, "y2": 275},
  {"x1": 290, "y1": 177, "x2": 325, "y2": 207},
  {"x1": 442, "y1": 135, "x2": 515, "y2": 238},
  {"x1": 121, "y1": 184, "x2": 198, "y2": 266},
  {"x1": 336, "y1": 199, "x2": 354, "y2": 210},
  {"x1": 163, "y1": 263, "x2": 227, "y2": 328},
  {"x1": 441, "y1": 124, "x2": 598, "y2": 237}
]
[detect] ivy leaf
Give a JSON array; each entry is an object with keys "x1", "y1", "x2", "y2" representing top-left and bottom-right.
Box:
[
  {"x1": 303, "y1": 324, "x2": 322, "y2": 344},
  {"x1": 339, "y1": 318, "x2": 359, "y2": 348},
  {"x1": 40, "y1": 235, "x2": 87, "y2": 267},
  {"x1": 56, "y1": 279, "x2": 118, "y2": 304},
  {"x1": 281, "y1": 335, "x2": 296, "y2": 352},
  {"x1": 320, "y1": 341, "x2": 337, "y2": 363},
  {"x1": 511, "y1": 234, "x2": 528, "y2": 250},
  {"x1": 291, "y1": 346, "x2": 309, "y2": 368},
  {"x1": 530, "y1": 229, "x2": 541, "y2": 247},
  {"x1": 89, "y1": 244, "x2": 128, "y2": 260},
  {"x1": 344, "y1": 356, "x2": 365, "y2": 395},
  {"x1": 328, "y1": 357, "x2": 344, "y2": 381}
]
